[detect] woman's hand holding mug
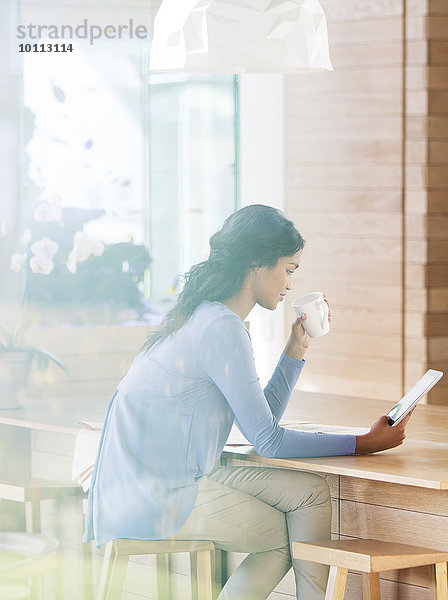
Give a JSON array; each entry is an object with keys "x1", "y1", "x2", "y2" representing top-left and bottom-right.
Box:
[
  {"x1": 284, "y1": 314, "x2": 311, "y2": 360},
  {"x1": 285, "y1": 294, "x2": 332, "y2": 361},
  {"x1": 292, "y1": 292, "x2": 331, "y2": 339}
]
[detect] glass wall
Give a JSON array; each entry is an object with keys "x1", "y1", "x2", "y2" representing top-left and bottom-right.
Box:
[
  {"x1": 6, "y1": 45, "x2": 238, "y2": 326},
  {"x1": 0, "y1": 8, "x2": 239, "y2": 593},
  {"x1": 20, "y1": 43, "x2": 149, "y2": 326},
  {"x1": 148, "y1": 73, "x2": 238, "y2": 312},
  {"x1": 0, "y1": 33, "x2": 238, "y2": 401}
]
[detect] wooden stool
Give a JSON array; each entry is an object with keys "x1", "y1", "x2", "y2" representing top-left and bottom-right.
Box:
[
  {"x1": 293, "y1": 539, "x2": 448, "y2": 600},
  {"x1": 97, "y1": 538, "x2": 215, "y2": 600},
  {"x1": 0, "y1": 532, "x2": 60, "y2": 600},
  {"x1": 0, "y1": 477, "x2": 84, "y2": 533},
  {"x1": 0, "y1": 478, "x2": 91, "y2": 599}
]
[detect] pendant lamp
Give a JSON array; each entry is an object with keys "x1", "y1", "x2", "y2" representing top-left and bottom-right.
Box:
[{"x1": 150, "y1": 0, "x2": 332, "y2": 73}]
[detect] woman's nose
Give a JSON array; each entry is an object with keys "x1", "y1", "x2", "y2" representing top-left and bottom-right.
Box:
[{"x1": 286, "y1": 281, "x2": 292, "y2": 291}]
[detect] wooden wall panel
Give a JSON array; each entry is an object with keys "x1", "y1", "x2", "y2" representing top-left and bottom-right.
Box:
[
  {"x1": 341, "y1": 500, "x2": 448, "y2": 550},
  {"x1": 341, "y1": 476, "x2": 448, "y2": 515},
  {"x1": 285, "y1": 0, "x2": 404, "y2": 402},
  {"x1": 403, "y1": 0, "x2": 429, "y2": 395},
  {"x1": 426, "y1": 4, "x2": 448, "y2": 403},
  {"x1": 430, "y1": 92, "x2": 448, "y2": 113},
  {"x1": 345, "y1": 572, "x2": 428, "y2": 600},
  {"x1": 286, "y1": 0, "x2": 448, "y2": 404}
]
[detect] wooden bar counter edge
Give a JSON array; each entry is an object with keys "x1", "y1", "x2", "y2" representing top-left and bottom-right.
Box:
[{"x1": 1, "y1": 389, "x2": 448, "y2": 489}]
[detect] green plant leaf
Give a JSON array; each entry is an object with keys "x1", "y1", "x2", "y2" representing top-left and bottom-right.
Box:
[
  {"x1": 25, "y1": 346, "x2": 70, "y2": 377},
  {"x1": 0, "y1": 326, "x2": 70, "y2": 382},
  {"x1": 0, "y1": 325, "x2": 16, "y2": 350},
  {"x1": 34, "y1": 352, "x2": 49, "y2": 371}
]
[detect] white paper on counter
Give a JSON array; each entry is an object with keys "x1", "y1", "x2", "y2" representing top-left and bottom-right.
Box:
[{"x1": 72, "y1": 423, "x2": 103, "y2": 491}]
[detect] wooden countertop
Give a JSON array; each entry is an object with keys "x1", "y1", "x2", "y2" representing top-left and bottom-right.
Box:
[
  {"x1": 223, "y1": 440, "x2": 448, "y2": 490},
  {"x1": 0, "y1": 395, "x2": 110, "y2": 435},
  {"x1": 1, "y1": 390, "x2": 448, "y2": 489},
  {"x1": 224, "y1": 391, "x2": 448, "y2": 490}
]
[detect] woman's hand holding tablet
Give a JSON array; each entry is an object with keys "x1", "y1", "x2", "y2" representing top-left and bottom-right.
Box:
[
  {"x1": 386, "y1": 369, "x2": 443, "y2": 426},
  {"x1": 355, "y1": 413, "x2": 412, "y2": 454},
  {"x1": 355, "y1": 369, "x2": 443, "y2": 455}
]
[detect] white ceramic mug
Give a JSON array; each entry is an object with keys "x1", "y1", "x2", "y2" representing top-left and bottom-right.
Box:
[{"x1": 291, "y1": 292, "x2": 330, "y2": 338}]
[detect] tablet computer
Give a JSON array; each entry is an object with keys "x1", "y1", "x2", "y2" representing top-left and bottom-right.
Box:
[{"x1": 387, "y1": 369, "x2": 444, "y2": 426}]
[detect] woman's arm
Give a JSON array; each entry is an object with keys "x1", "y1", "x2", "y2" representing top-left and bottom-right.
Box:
[
  {"x1": 198, "y1": 314, "x2": 356, "y2": 458},
  {"x1": 263, "y1": 353, "x2": 304, "y2": 421},
  {"x1": 263, "y1": 314, "x2": 309, "y2": 420}
]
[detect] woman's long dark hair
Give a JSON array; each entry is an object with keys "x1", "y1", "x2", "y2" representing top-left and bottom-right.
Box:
[{"x1": 143, "y1": 204, "x2": 305, "y2": 352}]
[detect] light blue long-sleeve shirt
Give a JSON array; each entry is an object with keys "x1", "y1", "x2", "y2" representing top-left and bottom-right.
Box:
[{"x1": 84, "y1": 301, "x2": 356, "y2": 546}]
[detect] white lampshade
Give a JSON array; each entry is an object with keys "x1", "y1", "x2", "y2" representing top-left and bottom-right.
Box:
[{"x1": 150, "y1": 0, "x2": 333, "y2": 73}]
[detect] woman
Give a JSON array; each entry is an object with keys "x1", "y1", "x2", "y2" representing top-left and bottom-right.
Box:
[{"x1": 84, "y1": 205, "x2": 410, "y2": 600}]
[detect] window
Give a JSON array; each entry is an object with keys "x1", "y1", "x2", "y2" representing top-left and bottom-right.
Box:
[
  {"x1": 17, "y1": 42, "x2": 238, "y2": 325},
  {"x1": 147, "y1": 73, "x2": 238, "y2": 312}
]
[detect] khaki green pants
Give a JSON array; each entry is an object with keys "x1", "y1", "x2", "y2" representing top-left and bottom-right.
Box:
[{"x1": 171, "y1": 465, "x2": 331, "y2": 600}]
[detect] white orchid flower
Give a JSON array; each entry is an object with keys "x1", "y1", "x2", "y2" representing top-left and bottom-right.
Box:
[
  {"x1": 72, "y1": 231, "x2": 93, "y2": 261},
  {"x1": 91, "y1": 239, "x2": 105, "y2": 257},
  {"x1": 33, "y1": 200, "x2": 62, "y2": 223},
  {"x1": 30, "y1": 254, "x2": 54, "y2": 275},
  {"x1": 71, "y1": 231, "x2": 105, "y2": 262},
  {"x1": 10, "y1": 252, "x2": 27, "y2": 272},
  {"x1": 66, "y1": 251, "x2": 78, "y2": 274},
  {"x1": 31, "y1": 237, "x2": 59, "y2": 259},
  {"x1": 20, "y1": 228, "x2": 32, "y2": 245}
]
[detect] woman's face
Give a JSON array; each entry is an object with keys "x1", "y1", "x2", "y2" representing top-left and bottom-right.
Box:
[{"x1": 253, "y1": 251, "x2": 302, "y2": 310}]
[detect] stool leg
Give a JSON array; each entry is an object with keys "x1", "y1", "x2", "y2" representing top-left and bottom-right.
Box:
[
  {"x1": 196, "y1": 550, "x2": 214, "y2": 600},
  {"x1": 96, "y1": 542, "x2": 113, "y2": 600},
  {"x1": 362, "y1": 573, "x2": 381, "y2": 600},
  {"x1": 26, "y1": 497, "x2": 43, "y2": 600},
  {"x1": 74, "y1": 495, "x2": 93, "y2": 600},
  {"x1": 325, "y1": 566, "x2": 348, "y2": 600},
  {"x1": 156, "y1": 554, "x2": 170, "y2": 599},
  {"x1": 105, "y1": 548, "x2": 129, "y2": 600},
  {"x1": 219, "y1": 549, "x2": 228, "y2": 591},
  {"x1": 25, "y1": 500, "x2": 41, "y2": 533},
  {"x1": 32, "y1": 573, "x2": 44, "y2": 600},
  {"x1": 430, "y1": 562, "x2": 448, "y2": 600},
  {"x1": 190, "y1": 551, "x2": 198, "y2": 600},
  {"x1": 82, "y1": 540, "x2": 93, "y2": 600}
]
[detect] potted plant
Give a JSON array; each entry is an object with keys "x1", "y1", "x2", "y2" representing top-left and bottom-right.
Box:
[
  {"x1": 1, "y1": 203, "x2": 149, "y2": 409},
  {"x1": 0, "y1": 323, "x2": 68, "y2": 410}
]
